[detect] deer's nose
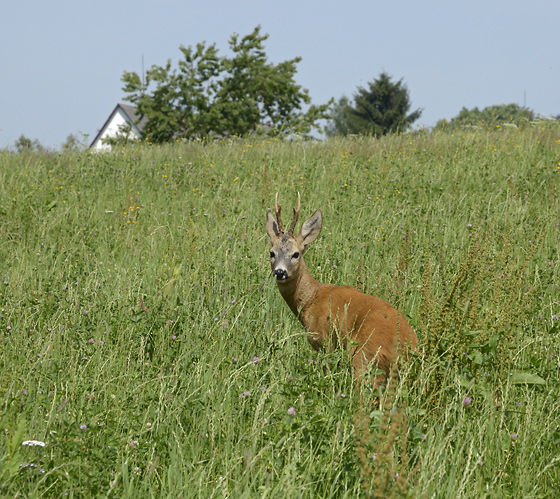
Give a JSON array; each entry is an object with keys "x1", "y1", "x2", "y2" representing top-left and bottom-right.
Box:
[{"x1": 273, "y1": 269, "x2": 288, "y2": 281}]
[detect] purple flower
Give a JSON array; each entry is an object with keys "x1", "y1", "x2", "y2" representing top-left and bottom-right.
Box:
[
  {"x1": 80, "y1": 424, "x2": 87, "y2": 431},
  {"x1": 511, "y1": 433, "x2": 518, "y2": 440},
  {"x1": 463, "y1": 397, "x2": 472, "y2": 406},
  {"x1": 171, "y1": 335, "x2": 177, "y2": 341},
  {"x1": 252, "y1": 357, "x2": 260, "y2": 363},
  {"x1": 287, "y1": 407, "x2": 296, "y2": 416},
  {"x1": 421, "y1": 433, "x2": 427, "y2": 440},
  {"x1": 88, "y1": 338, "x2": 94, "y2": 344},
  {"x1": 83, "y1": 310, "x2": 89, "y2": 316}
]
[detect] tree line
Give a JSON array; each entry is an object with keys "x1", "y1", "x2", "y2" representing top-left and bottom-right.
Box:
[{"x1": 9, "y1": 26, "x2": 557, "y2": 152}]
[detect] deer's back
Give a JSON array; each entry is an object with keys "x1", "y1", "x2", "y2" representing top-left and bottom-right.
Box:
[{"x1": 303, "y1": 285, "x2": 417, "y2": 359}]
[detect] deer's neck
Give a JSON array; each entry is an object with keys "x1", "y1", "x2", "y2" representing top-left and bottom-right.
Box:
[{"x1": 276, "y1": 259, "x2": 321, "y2": 327}]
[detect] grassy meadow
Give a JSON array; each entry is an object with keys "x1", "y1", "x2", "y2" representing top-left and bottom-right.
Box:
[{"x1": 1, "y1": 127, "x2": 559, "y2": 497}]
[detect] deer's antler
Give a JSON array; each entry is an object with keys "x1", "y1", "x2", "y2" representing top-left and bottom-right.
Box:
[
  {"x1": 288, "y1": 192, "x2": 301, "y2": 235},
  {"x1": 274, "y1": 192, "x2": 284, "y2": 233}
]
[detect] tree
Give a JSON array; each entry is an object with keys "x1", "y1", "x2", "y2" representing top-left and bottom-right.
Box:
[
  {"x1": 436, "y1": 104, "x2": 535, "y2": 130},
  {"x1": 14, "y1": 135, "x2": 44, "y2": 153},
  {"x1": 327, "y1": 72, "x2": 422, "y2": 137},
  {"x1": 63, "y1": 132, "x2": 89, "y2": 152},
  {"x1": 122, "y1": 26, "x2": 330, "y2": 142},
  {"x1": 324, "y1": 95, "x2": 351, "y2": 137}
]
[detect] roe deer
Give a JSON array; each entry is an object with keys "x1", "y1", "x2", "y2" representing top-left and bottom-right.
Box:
[{"x1": 266, "y1": 193, "x2": 417, "y2": 389}]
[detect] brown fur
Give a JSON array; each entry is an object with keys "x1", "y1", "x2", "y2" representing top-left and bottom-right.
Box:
[{"x1": 266, "y1": 194, "x2": 417, "y2": 388}]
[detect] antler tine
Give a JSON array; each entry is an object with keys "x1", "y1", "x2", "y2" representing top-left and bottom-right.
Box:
[
  {"x1": 288, "y1": 192, "x2": 301, "y2": 235},
  {"x1": 274, "y1": 192, "x2": 284, "y2": 233}
]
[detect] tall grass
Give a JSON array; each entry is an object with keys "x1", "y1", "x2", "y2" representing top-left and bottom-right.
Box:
[{"x1": 1, "y1": 127, "x2": 559, "y2": 497}]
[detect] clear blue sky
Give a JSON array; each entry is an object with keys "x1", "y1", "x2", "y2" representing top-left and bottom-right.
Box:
[{"x1": 2, "y1": 0, "x2": 558, "y2": 149}]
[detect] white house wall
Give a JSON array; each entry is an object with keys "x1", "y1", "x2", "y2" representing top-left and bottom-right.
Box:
[{"x1": 91, "y1": 108, "x2": 141, "y2": 151}]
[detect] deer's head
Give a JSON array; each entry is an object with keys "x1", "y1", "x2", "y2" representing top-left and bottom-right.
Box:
[{"x1": 266, "y1": 193, "x2": 322, "y2": 283}]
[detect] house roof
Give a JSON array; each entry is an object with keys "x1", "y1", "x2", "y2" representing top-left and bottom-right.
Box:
[{"x1": 89, "y1": 103, "x2": 148, "y2": 148}]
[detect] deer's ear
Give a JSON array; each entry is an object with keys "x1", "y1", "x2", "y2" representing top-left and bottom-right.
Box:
[
  {"x1": 300, "y1": 210, "x2": 322, "y2": 246},
  {"x1": 266, "y1": 210, "x2": 281, "y2": 239}
]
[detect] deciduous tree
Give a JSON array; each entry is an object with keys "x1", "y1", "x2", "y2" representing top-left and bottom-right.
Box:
[
  {"x1": 436, "y1": 103, "x2": 535, "y2": 129},
  {"x1": 122, "y1": 27, "x2": 330, "y2": 142}
]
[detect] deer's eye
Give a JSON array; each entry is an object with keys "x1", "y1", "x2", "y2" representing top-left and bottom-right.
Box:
[
  {"x1": 270, "y1": 251, "x2": 275, "y2": 259},
  {"x1": 292, "y1": 252, "x2": 300, "y2": 259}
]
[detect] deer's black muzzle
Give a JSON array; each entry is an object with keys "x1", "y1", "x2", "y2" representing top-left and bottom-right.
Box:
[{"x1": 273, "y1": 269, "x2": 288, "y2": 281}]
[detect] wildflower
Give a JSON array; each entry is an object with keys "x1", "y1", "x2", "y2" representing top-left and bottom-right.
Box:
[
  {"x1": 22, "y1": 440, "x2": 46, "y2": 447},
  {"x1": 80, "y1": 424, "x2": 87, "y2": 431},
  {"x1": 421, "y1": 433, "x2": 427, "y2": 439},
  {"x1": 477, "y1": 460, "x2": 484, "y2": 467},
  {"x1": 171, "y1": 335, "x2": 177, "y2": 341},
  {"x1": 511, "y1": 433, "x2": 518, "y2": 440},
  {"x1": 252, "y1": 356, "x2": 260, "y2": 363},
  {"x1": 130, "y1": 440, "x2": 139, "y2": 449},
  {"x1": 287, "y1": 407, "x2": 296, "y2": 416},
  {"x1": 83, "y1": 310, "x2": 89, "y2": 315},
  {"x1": 88, "y1": 338, "x2": 94, "y2": 344},
  {"x1": 463, "y1": 397, "x2": 472, "y2": 406}
]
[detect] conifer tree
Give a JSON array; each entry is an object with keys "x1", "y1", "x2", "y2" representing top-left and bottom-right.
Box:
[{"x1": 328, "y1": 72, "x2": 422, "y2": 137}]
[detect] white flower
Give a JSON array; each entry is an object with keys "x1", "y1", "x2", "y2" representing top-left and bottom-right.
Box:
[{"x1": 22, "y1": 440, "x2": 46, "y2": 447}]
